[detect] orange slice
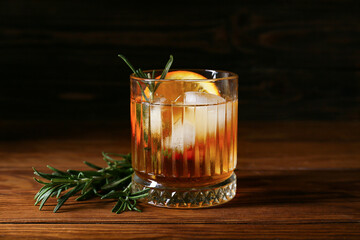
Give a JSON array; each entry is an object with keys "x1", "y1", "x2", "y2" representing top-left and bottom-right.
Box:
[
  {"x1": 143, "y1": 70, "x2": 220, "y2": 101},
  {"x1": 155, "y1": 70, "x2": 207, "y2": 80}
]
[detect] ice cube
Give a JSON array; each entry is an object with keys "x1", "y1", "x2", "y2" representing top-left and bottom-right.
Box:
[
  {"x1": 183, "y1": 91, "x2": 226, "y2": 142},
  {"x1": 165, "y1": 119, "x2": 195, "y2": 152},
  {"x1": 150, "y1": 98, "x2": 166, "y2": 137},
  {"x1": 182, "y1": 91, "x2": 226, "y2": 105},
  {"x1": 164, "y1": 92, "x2": 227, "y2": 152}
]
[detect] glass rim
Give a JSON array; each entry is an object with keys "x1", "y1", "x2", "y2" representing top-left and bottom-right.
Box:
[{"x1": 130, "y1": 69, "x2": 238, "y2": 82}]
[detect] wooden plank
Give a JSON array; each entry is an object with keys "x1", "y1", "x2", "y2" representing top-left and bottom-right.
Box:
[
  {"x1": 1, "y1": 223, "x2": 359, "y2": 240},
  {"x1": 0, "y1": 121, "x2": 359, "y2": 238},
  {"x1": 1, "y1": 121, "x2": 359, "y2": 170},
  {"x1": 1, "y1": 169, "x2": 359, "y2": 224},
  {"x1": 1, "y1": 139, "x2": 359, "y2": 170}
]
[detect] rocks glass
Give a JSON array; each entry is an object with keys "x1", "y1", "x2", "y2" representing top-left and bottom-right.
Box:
[{"x1": 130, "y1": 69, "x2": 238, "y2": 208}]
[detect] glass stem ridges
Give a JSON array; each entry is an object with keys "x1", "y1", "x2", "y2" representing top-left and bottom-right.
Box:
[{"x1": 118, "y1": 54, "x2": 173, "y2": 101}]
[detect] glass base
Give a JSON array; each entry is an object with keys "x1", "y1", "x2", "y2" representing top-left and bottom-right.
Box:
[{"x1": 131, "y1": 173, "x2": 237, "y2": 208}]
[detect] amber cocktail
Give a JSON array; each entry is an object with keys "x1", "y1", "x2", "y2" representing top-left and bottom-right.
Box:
[{"x1": 131, "y1": 69, "x2": 238, "y2": 208}]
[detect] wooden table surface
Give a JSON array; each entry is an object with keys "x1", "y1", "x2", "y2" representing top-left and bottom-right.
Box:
[{"x1": 1, "y1": 121, "x2": 359, "y2": 239}]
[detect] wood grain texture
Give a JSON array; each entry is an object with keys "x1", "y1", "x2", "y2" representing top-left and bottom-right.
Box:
[
  {"x1": 1, "y1": 169, "x2": 360, "y2": 224},
  {"x1": 1, "y1": 121, "x2": 360, "y2": 170},
  {"x1": 1, "y1": 223, "x2": 360, "y2": 240},
  {"x1": 0, "y1": 0, "x2": 359, "y2": 121},
  {"x1": 0, "y1": 121, "x2": 359, "y2": 239}
]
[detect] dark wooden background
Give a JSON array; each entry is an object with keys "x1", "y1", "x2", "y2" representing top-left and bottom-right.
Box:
[{"x1": 1, "y1": 0, "x2": 359, "y2": 121}]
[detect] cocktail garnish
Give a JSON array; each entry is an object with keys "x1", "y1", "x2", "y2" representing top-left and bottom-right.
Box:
[
  {"x1": 33, "y1": 152, "x2": 149, "y2": 214},
  {"x1": 118, "y1": 54, "x2": 173, "y2": 101}
]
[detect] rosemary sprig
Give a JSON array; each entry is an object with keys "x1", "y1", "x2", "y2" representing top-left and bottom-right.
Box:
[
  {"x1": 118, "y1": 54, "x2": 174, "y2": 101},
  {"x1": 33, "y1": 152, "x2": 149, "y2": 214}
]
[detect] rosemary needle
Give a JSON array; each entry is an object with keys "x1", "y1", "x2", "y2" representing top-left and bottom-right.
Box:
[
  {"x1": 33, "y1": 152, "x2": 149, "y2": 214},
  {"x1": 118, "y1": 54, "x2": 174, "y2": 101}
]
